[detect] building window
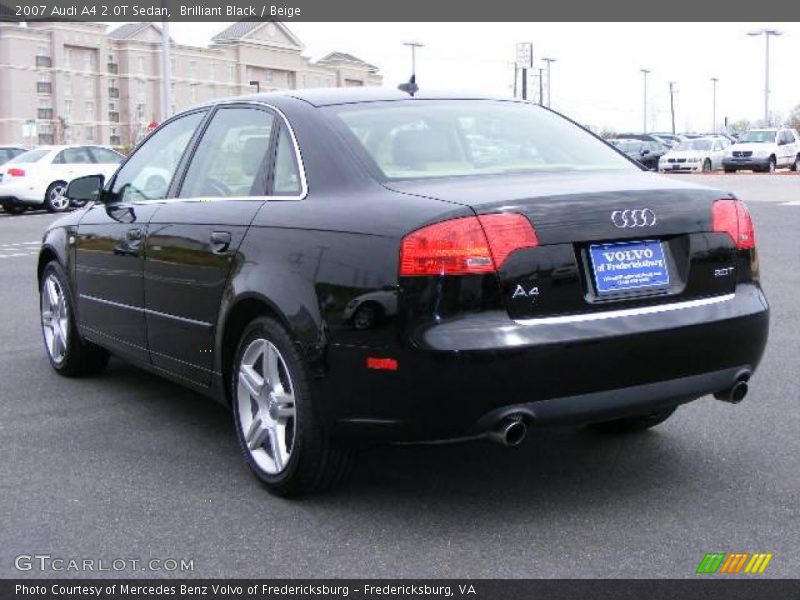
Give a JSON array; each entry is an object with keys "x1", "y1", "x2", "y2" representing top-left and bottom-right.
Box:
[
  {"x1": 63, "y1": 49, "x2": 71, "y2": 69},
  {"x1": 38, "y1": 98, "x2": 53, "y2": 120},
  {"x1": 85, "y1": 125, "x2": 95, "y2": 143},
  {"x1": 227, "y1": 64, "x2": 235, "y2": 83},
  {"x1": 84, "y1": 52, "x2": 94, "y2": 71},
  {"x1": 137, "y1": 79, "x2": 146, "y2": 102},
  {"x1": 209, "y1": 62, "x2": 216, "y2": 81},
  {"x1": 84, "y1": 77, "x2": 94, "y2": 98},
  {"x1": 265, "y1": 70, "x2": 274, "y2": 83},
  {"x1": 136, "y1": 103, "x2": 146, "y2": 121},
  {"x1": 189, "y1": 84, "x2": 197, "y2": 103},
  {"x1": 108, "y1": 100, "x2": 117, "y2": 112},
  {"x1": 85, "y1": 101, "x2": 95, "y2": 121},
  {"x1": 64, "y1": 99, "x2": 73, "y2": 120},
  {"x1": 137, "y1": 56, "x2": 145, "y2": 74},
  {"x1": 189, "y1": 61, "x2": 197, "y2": 79},
  {"x1": 36, "y1": 44, "x2": 51, "y2": 67},
  {"x1": 63, "y1": 73, "x2": 72, "y2": 97}
]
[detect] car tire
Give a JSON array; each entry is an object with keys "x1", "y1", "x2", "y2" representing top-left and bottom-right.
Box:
[
  {"x1": 231, "y1": 316, "x2": 355, "y2": 496},
  {"x1": 2, "y1": 204, "x2": 26, "y2": 215},
  {"x1": 702, "y1": 159, "x2": 712, "y2": 173},
  {"x1": 352, "y1": 302, "x2": 382, "y2": 330},
  {"x1": 44, "y1": 181, "x2": 70, "y2": 213},
  {"x1": 40, "y1": 261, "x2": 110, "y2": 377},
  {"x1": 588, "y1": 406, "x2": 677, "y2": 434},
  {"x1": 724, "y1": 167, "x2": 736, "y2": 174},
  {"x1": 765, "y1": 157, "x2": 776, "y2": 174},
  {"x1": 791, "y1": 154, "x2": 799, "y2": 172}
]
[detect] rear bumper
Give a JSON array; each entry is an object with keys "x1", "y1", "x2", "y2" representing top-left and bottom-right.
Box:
[{"x1": 325, "y1": 284, "x2": 769, "y2": 441}]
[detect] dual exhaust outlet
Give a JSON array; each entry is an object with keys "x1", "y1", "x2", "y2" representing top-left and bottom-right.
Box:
[{"x1": 487, "y1": 371, "x2": 752, "y2": 447}]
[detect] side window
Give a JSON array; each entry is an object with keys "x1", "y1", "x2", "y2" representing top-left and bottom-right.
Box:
[
  {"x1": 88, "y1": 147, "x2": 124, "y2": 164},
  {"x1": 180, "y1": 107, "x2": 274, "y2": 198},
  {"x1": 54, "y1": 147, "x2": 93, "y2": 164},
  {"x1": 0, "y1": 149, "x2": 9, "y2": 163},
  {"x1": 272, "y1": 126, "x2": 302, "y2": 196},
  {"x1": 109, "y1": 111, "x2": 205, "y2": 203}
]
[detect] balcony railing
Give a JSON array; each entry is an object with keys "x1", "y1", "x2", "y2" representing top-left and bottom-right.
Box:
[
  {"x1": 107, "y1": 62, "x2": 118, "y2": 74},
  {"x1": 36, "y1": 55, "x2": 52, "y2": 68},
  {"x1": 37, "y1": 108, "x2": 53, "y2": 120},
  {"x1": 38, "y1": 134, "x2": 54, "y2": 145},
  {"x1": 108, "y1": 87, "x2": 119, "y2": 98},
  {"x1": 108, "y1": 111, "x2": 120, "y2": 123},
  {"x1": 36, "y1": 82, "x2": 52, "y2": 94}
]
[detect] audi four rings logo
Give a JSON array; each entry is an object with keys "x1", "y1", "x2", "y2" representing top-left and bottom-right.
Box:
[{"x1": 611, "y1": 208, "x2": 657, "y2": 228}]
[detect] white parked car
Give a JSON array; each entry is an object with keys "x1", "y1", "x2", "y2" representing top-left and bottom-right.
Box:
[
  {"x1": 658, "y1": 137, "x2": 730, "y2": 173},
  {"x1": 0, "y1": 145, "x2": 124, "y2": 214},
  {"x1": 722, "y1": 128, "x2": 800, "y2": 173}
]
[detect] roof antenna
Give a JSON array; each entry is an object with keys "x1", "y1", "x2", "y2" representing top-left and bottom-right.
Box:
[{"x1": 398, "y1": 74, "x2": 418, "y2": 97}]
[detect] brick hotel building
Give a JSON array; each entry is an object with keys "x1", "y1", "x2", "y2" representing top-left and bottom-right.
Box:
[{"x1": 0, "y1": 21, "x2": 382, "y2": 148}]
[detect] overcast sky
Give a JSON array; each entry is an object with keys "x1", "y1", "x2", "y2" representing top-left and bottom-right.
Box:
[{"x1": 157, "y1": 21, "x2": 799, "y2": 132}]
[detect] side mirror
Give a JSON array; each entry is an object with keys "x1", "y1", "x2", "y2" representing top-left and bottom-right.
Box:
[
  {"x1": 66, "y1": 174, "x2": 105, "y2": 204},
  {"x1": 641, "y1": 149, "x2": 650, "y2": 155}
]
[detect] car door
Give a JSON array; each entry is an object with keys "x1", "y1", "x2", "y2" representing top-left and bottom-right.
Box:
[
  {"x1": 143, "y1": 104, "x2": 279, "y2": 385},
  {"x1": 74, "y1": 111, "x2": 207, "y2": 363},
  {"x1": 778, "y1": 130, "x2": 795, "y2": 167},
  {"x1": 711, "y1": 139, "x2": 724, "y2": 170}
]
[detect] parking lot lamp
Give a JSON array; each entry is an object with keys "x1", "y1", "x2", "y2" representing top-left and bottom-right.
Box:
[
  {"x1": 747, "y1": 29, "x2": 782, "y2": 125},
  {"x1": 640, "y1": 69, "x2": 650, "y2": 132}
]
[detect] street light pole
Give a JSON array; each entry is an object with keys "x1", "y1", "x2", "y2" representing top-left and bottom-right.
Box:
[
  {"x1": 710, "y1": 77, "x2": 719, "y2": 133},
  {"x1": 640, "y1": 69, "x2": 650, "y2": 133},
  {"x1": 542, "y1": 57, "x2": 556, "y2": 107},
  {"x1": 403, "y1": 41, "x2": 424, "y2": 77},
  {"x1": 538, "y1": 67, "x2": 544, "y2": 106},
  {"x1": 160, "y1": 20, "x2": 171, "y2": 120},
  {"x1": 747, "y1": 29, "x2": 782, "y2": 125},
  {"x1": 668, "y1": 81, "x2": 676, "y2": 135}
]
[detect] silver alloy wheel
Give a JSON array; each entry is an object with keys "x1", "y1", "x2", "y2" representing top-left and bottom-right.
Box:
[
  {"x1": 236, "y1": 338, "x2": 296, "y2": 474},
  {"x1": 41, "y1": 274, "x2": 69, "y2": 364},
  {"x1": 49, "y1": 184, "x2": 69, "y2": 211}
]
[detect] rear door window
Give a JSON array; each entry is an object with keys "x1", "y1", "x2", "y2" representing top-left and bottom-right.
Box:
[
  {"x1": 53, "y1": 147, "x2": 93, "y2": 164},
  {"x1": 179, "y1": 107, "x2": 275, "y2": 198}
]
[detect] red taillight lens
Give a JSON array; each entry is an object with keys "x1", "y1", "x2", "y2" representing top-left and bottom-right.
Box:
[
  {"x1": 399, "y1": 214, "x2": 538, "y2": 277},
  {"x1": 7, "y1": 168, "x2": 25, "y2": 177},
  {"x1": 712, "y1": 199, "x2": 756, "y2": 249}
]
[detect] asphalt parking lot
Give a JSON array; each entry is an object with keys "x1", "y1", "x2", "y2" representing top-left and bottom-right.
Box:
[{"x1": 1, "y1": 174, "x2": 798, "y2": 579}]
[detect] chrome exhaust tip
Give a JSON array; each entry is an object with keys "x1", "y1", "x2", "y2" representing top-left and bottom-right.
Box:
[
  {"x1": 487, "y1": 417, "x2": 527, "y2": 447},
  {"x1": 714, "y1": 372, "x2": 750, "y2": 404}
]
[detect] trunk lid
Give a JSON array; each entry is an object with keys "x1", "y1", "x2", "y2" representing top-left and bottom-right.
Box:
[{"x1": 387, "y1": 170, "x2": 738, "y2": 319}]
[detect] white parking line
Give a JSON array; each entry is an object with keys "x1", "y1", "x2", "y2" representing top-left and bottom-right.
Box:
[
  {"x1": 0, "y1": 251, "x2": 37, "y2": 259},
  {"x1": 0, "y1": 241, "x2": 39, "y2": 248},
  {"x1": 781, "y1": 201, "x2": 800, "y2": 206}
]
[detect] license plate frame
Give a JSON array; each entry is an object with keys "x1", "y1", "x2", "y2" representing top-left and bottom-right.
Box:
[{"x1": 589, "y1": 239, "x2": 670, "y2": 295}]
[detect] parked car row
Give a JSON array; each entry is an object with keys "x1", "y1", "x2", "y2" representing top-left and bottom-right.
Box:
[
  {"x1": 608, "y1": 128, "x2": 799, "y2": 173},
  {"x1": 0, "y1": 145, "x2": 124, "y2": 213}
]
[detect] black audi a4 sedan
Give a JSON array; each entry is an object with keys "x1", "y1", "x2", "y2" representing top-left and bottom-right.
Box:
[{"x1": 39, "y1": 89, "x2": 769, "y2": 495}]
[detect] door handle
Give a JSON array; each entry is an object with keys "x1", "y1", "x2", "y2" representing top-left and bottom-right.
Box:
[
  {"x1": 210, "y1": 231, "x2": 232, "y2": 253},
  {"x1": 126, "y1": 228, "x2": 143, "y2": 241}
]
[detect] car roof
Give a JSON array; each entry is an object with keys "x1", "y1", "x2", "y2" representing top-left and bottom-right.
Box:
[{"x1": 216, "y1": 87, "x2": 511, "y2": 108}]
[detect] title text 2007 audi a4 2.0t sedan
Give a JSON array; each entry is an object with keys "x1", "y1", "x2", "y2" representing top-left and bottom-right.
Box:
[{"x1": 38, "y1": 89, "x2": 769, "y2": 495}]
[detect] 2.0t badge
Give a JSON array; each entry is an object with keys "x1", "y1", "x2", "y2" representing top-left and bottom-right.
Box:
[{"x1": 611, "y1": 208, "x2": 657, "y2": 228}]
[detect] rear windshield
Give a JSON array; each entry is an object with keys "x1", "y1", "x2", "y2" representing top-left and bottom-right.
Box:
[
  {"x1": 328, "y1": 100, "x2": 635, "y2": 180},
  {"x1": 9, "y1": 149, "x2": 49, "y2": 163}
]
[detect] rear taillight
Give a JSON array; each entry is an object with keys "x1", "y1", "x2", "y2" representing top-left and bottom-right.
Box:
[
  {"x1": 712, "y1": 199, "x2": 756, "y2": 249},
  {"x1": 399, "y1": 214, "x2": 538, "y2": 276},
  {"x1": 7, "y1": 168, "x2": 25, "y2": 177}
]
